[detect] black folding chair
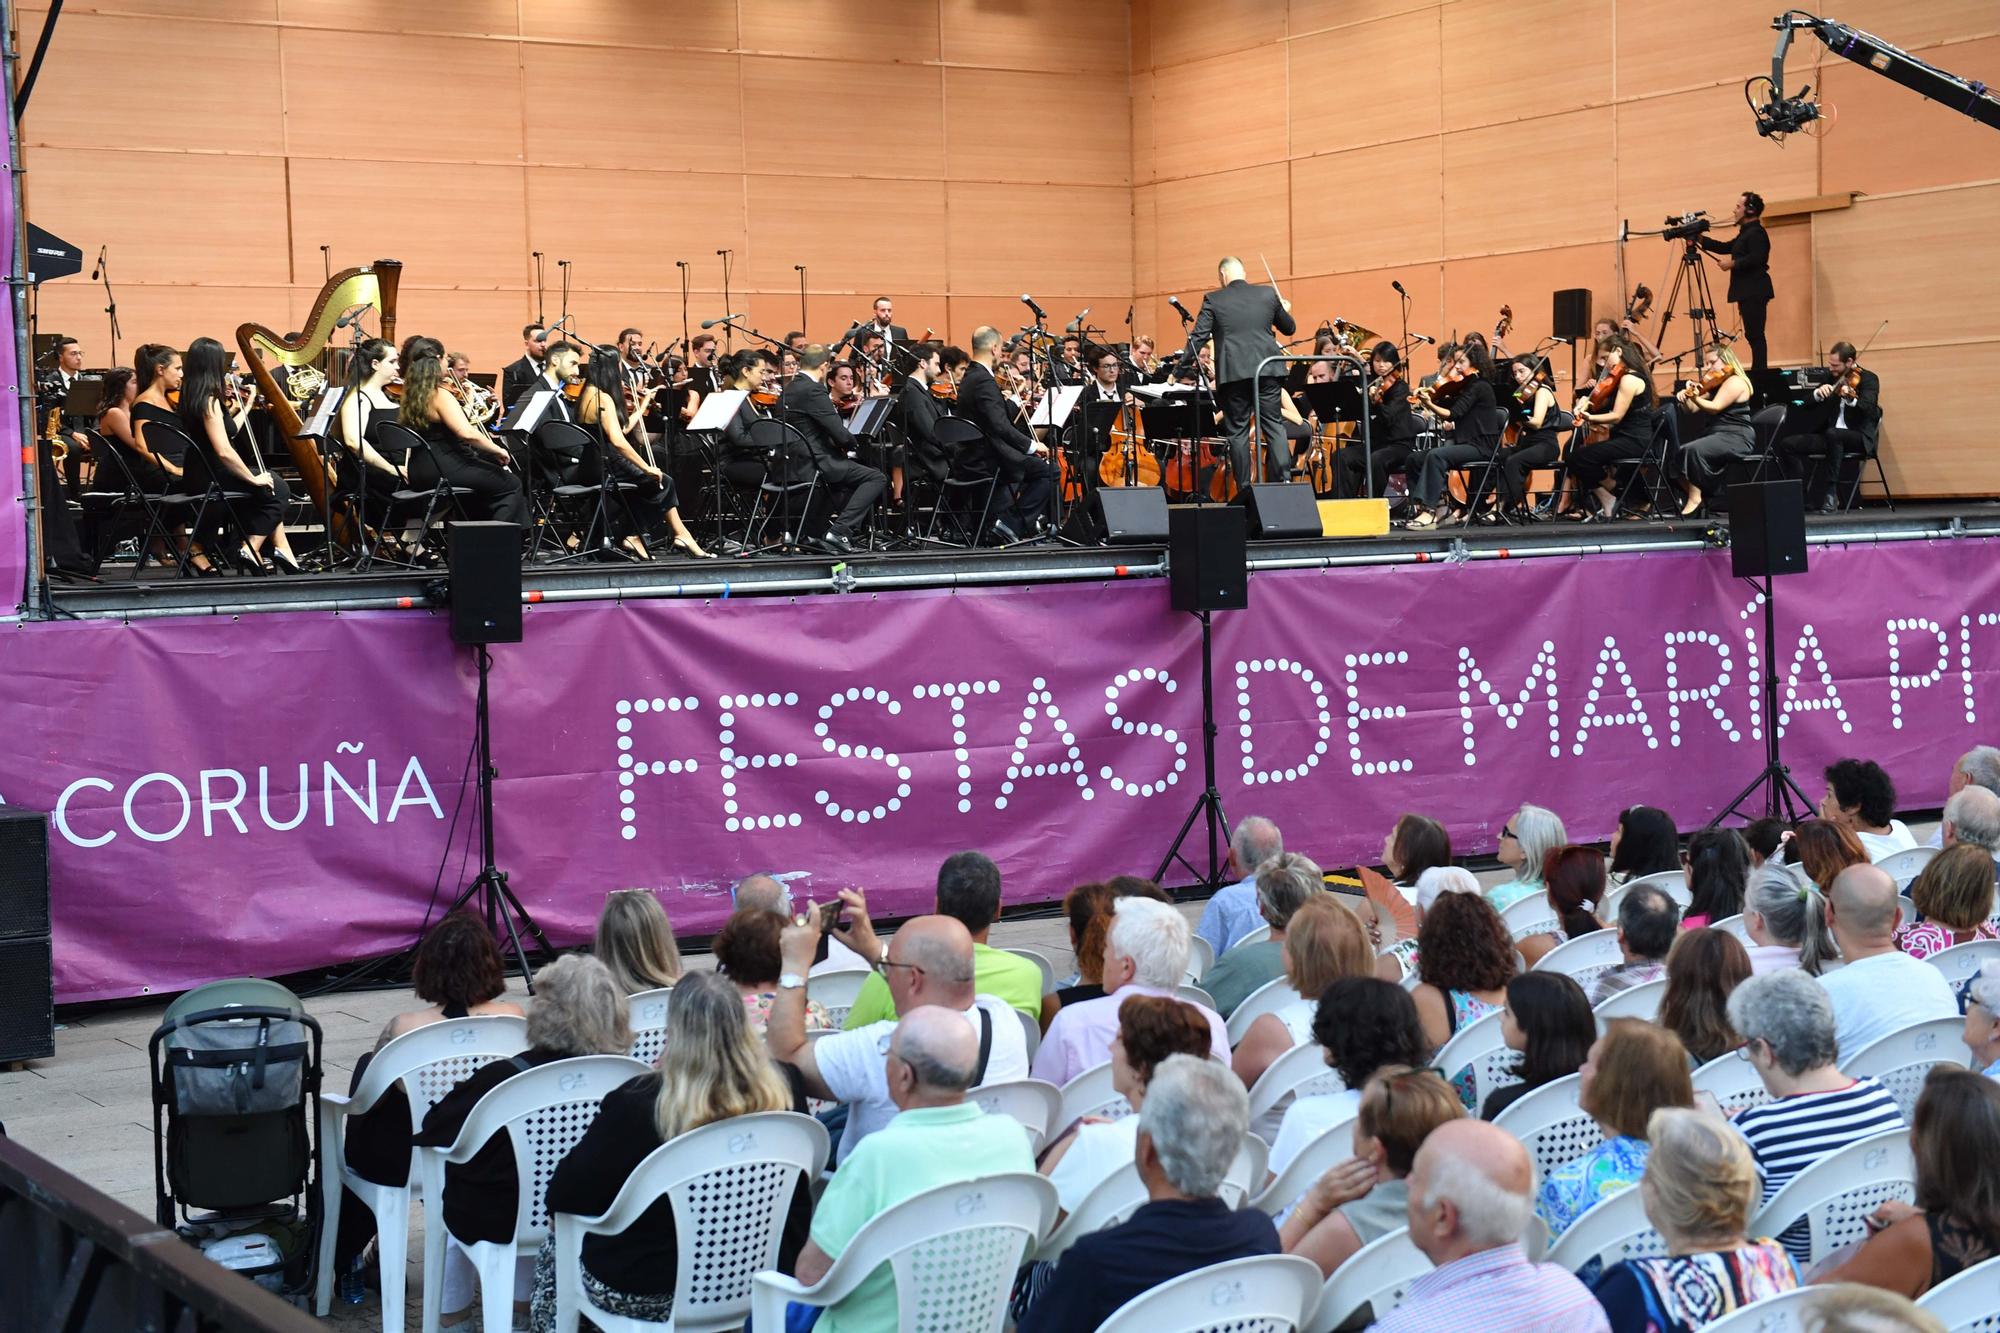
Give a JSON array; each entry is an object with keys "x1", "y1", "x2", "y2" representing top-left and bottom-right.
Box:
[
  {"x1": 1841, "y1": 414, "x2": 1895, "y2": 512},
  {"x1": 369, "y1": 422, "x2": 474, "y2": 564},
  {"x1": 924, "y1": 417, "x2": 1001, "y2": 547},
  {"x1": 744, "y1": 417, "x2": 819, "y2": 552}
]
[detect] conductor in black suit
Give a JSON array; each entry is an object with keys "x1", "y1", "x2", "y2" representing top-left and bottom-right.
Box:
[
  {"x1": 778, "y1": 343, "x2": 885, "y2": 555},
  {"x1": 499, "y1": 322, "x2": 549, "y2": 408},
  {"x1": 1697, "y1": 191, "x2": 1774, "y2": 376},
  {"x1": 1181, "y1": 256, "x2": 1296, "y2": 486},
  {"x1": 957, "y1": 326, "x2": 1056, "y2": 542}
]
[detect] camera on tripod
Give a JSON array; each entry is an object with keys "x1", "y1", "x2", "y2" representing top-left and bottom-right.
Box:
[{"x1": 1663, "y1": 211, "x2": 1712, "y2": 242}]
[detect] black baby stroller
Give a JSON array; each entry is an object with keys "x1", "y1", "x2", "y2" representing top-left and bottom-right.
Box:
[{"x1": 148, "y1": 977, "x2": 325, "y2": 1299}]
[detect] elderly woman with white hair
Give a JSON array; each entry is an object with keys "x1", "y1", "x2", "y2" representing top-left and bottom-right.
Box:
[
  {"x1": 1486, "y1": 803, "x2": 1568, "y2": 913},
  {"x1": 1965, "y1": 961, "x2": 2000, "y2": 1079},
  {"x1": 1589, "y1": 1108, "x2": 1798, "y2": 1330},
  {"x1": 1741, "y1": 860, "x2": 1838, "y2": 975}
]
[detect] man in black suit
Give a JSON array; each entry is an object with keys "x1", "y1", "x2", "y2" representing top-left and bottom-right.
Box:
[
  {"x1": 1697, "y1": 191, "x2": 1774, "y2": 376},
  {"x1": 519, "y1": 340, "x2": 582, "y2": 485},
  {"x1": 499, "y1": 323, "x2": 549, "y2": 408},
  {"x1": 897, "y1": 345, "x2": 952, "y2": 487},
  {"x1": 1777, "y1": 340, "x2": 1881, "y2": 512},
  {"x1": 957, "y1": 326, "x2": 1056, "y2": 542},
  {"x1": 778, "y1": 344, "x2": 885, "y2": 555},
  {"x1": 1181, "y1": 256, "x2": 1296, "y2": 485}
]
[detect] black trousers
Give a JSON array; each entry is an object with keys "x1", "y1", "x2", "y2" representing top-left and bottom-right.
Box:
[
  {"x1": 816, "y1": 454, "x2": 886, "y2": 537},
  {"x1": 1497, "y1": 440, "x2": 1561, "y2": 509},
  {"x1": 1331, "y1": 440, "x2": 1412, "y2": 500},
  {"x1": 1217, "y1": 376, "x2": 1287, "y2": 485},
  {"x1": 604, "y1": 453, "x2": 676, "y2": 539},
  {"x1": 1779, "y1": 427, "x2": 1862, "y2": 510},
  {"x1": 1737, "y1": 298, "x2": 1769, "y2": 377},
  {"x1": 410, "y1": 443, "x2": 529, "y2": 528},
  {"x1": 1567, "y1": 436, "x2": 1650, "y2": 494},
  {"x1": 998, "y1": 451, "x2": 1056, "y2": 531}
]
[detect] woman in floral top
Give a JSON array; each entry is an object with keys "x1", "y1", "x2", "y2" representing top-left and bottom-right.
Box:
[
  {"x1": 713, "y1": 908, "x2": 830, "y2": 1035},
  {"x1": 1538, "y1": 1019, "x2": 1695, "y2": 1238},
  {"x1": 1895, "y1": 844, "x2": 2000, "y2": 961},
  {"x1": 1591, "y1": 1108, "x2": 1798, "y2": 1332}
]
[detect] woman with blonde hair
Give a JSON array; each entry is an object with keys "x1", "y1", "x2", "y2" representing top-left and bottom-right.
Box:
[
  {"x1": 1590, "y1": 1107, "x2": 1798, "y2": 1329},
  {"x1": 1896, "y1": 843, "x2": 2000, "y2": 959},
  {"x1": 594, "y1": 888, "x2": 684, "y2": 994},
  {"x1": 1538, "y1": 1019, "x2": 1696, "y2": 1238},
  {"x1": 1233, "y1": 894, "x2": 1375, "y2": 1090},
  {"x1": 529, "y1": 969, "x2": 804, "y2": 1331},
  {"x1": 1670, "y1": 342, "x2": 1756, "y2": 517}
]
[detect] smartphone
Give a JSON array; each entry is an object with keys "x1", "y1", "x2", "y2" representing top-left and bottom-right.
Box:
[{"x1": 812, "y1": 898, "x2": 848, "y2": 966}]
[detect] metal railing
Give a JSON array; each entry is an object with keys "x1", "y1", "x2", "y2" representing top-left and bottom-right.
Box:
[{"x1": 1253, "y1": 350, "x2": 1375, "y2": 493}]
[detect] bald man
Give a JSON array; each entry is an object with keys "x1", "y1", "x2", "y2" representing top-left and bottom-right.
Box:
[
  {"x1": 1374, "y1": 1120, "x2": 1607, "y2": 1332},
  {"x1": 769, "y1": 906, "x2": 1028, "y2": 1159},
  {"x1": 1180, "y1": 256, "x2": 1296, "y2": 486},
  {"x1": 1819, "y1": 863, "x2": 1958, "y2": 1061}
]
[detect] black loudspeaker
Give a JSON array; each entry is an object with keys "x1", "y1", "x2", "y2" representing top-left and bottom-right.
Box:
[
  {"x1": 447, "y1": 522, "x2": 524, "y2": 645},
  {"x1": 0, "y1": 811, "x2": 53, "y2": 1063},
  {"x1": 1095, "y1": 487, "x2": 1170, "y2": 543},
  {"x1": 1729, "y1": 480, "x2": 1808, "y2": 578},
  {"x1": 1233, "y1": 483, "x2": 1323, "y2": 539},
  {"x1": 1553, "y1": 288, "x2": 1593, "y2": 341},
  {"x1": 1169, "y1": 504, "x2": 1247, "y2": 612}
]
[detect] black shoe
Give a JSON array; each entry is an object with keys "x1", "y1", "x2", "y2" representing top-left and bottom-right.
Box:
[
  {"x1": 989, "y1": 518, "x2": 1021, "y2": 545},
  {"x1": 268, "y1": 549, "x2": 302, "y2": 576},
  {"x1": 816, "y1": 531, "x2": 857, "y2": 556},
  {"x1": 1816, "y1": 502, "x2": 1838, "y2": 515}
]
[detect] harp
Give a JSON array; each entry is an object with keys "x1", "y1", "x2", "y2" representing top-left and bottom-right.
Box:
[{"x1": 235, "y1": 258, "x2": 402, "y2": 524}]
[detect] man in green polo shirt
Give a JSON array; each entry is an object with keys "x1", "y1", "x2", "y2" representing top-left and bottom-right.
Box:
[
  {"x1": 793, "y1": 1005, "x2": 1035, "y2": 1331},
  {"x1": 841, "y1": 850, "x2": 1043, "y2": 1026}
]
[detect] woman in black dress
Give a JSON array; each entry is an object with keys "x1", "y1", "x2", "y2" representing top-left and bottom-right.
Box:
[
  {"x1": 176, "y1": 336, "x2": 301, "y2": 573},
  {"x1": 1492, "y1": 357, "x2": 1563, "y2": 522},
  {"x1": 573, "y1": 347, "x2": 709, "y2": 559},
  {"x1": 396, "y1": 336, "x2": 529, "y2": 530},
  {"x1": 1566, "y1": 340, "x2": 1657, "y2": 521},
  {"x1": 1669, "y1": 344, "x2": 1756, "y2": 517},
  {"x1": 333, "y1": 338, "x2": 412, "y2": 529}
]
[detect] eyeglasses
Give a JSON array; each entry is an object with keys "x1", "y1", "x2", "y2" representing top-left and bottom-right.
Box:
[
  {"x1": 876, "y1": 957, "x2": 922, "y2": 978},
  {"x1": 1500, "y1": 827, "x2": 1518, "y2": 841}
]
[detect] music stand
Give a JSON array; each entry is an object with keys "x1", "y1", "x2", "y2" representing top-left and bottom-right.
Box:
[
  {"x1": 845, "y1": 395, "x2": 894, "y2": 440},
  {"x1": 1303, "y1": 378, "x2": 1369, "y2": 493}
]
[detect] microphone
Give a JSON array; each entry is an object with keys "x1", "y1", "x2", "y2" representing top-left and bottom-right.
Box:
[
  {"x1": 1125, "y1": 305, "x2": 1134, "y2": 327},
  {"x1": 1167, "y1": 295, "x2": 1194, "y2": 324},
  {"x1": 1546, "y1": 335, "x2": 1573, "y2": 346},
  {"x1": 1020, "y1": 294, "x2": 1046, "y2": 319},
  {"x1": 700, "y1": 313, "x2": 745, "y2": 329},
  {"x1": 1065, "y1": 307, "x2": 1091, "y2": 333},
  {"x1": 89, "y1": 245, "x2": 104, "y2": 281},
  {"x1": 1391, "y1": 280, "x2": 1406, "y2": 296},
  {"x1": 1411, "y1": 333, "x2": 1436, "y2": 345},
  {"x1": 334, "y1": 302, "x2": 374, "y2": 330}
]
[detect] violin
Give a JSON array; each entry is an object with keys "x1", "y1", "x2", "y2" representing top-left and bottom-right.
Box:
[
  {"x1": 1835, "y1": 366, "x2": 1863, "y2": 400},
  {"x1": 1370, "y1": 370, "x2": 1400, "y2": 406},
  {"x1": 750, "y1": 389, "x2": 779, "y2": 409},
  {"x1": 928, "y1": 377, "x2": 957, "y2": 402},
  {"x1": 1420, "y1": 364, "x2": 1473, "y2": 406},
  {"x1": 1679, "y1": 365, "x2": 1731, "y2": 405},
  {"x1": 1514, "y1": 367, "x2": 1551, "y2": 405}
]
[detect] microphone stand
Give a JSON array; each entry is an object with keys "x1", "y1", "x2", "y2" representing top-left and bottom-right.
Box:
[
  {"x1": 717, "y1": 250, "x2": 735, "y2": 350},
  {"x1": 557, "y1": 259, "x2": 571, "y2": 328},
  {"x1": 531, "y1": 251, "x2": 545, "y2": 326},
  {"x1": 794, "y1": 264, "x2": 808, "y2": 337},
  {"x1": 95, "y1": 247, "x2": 119, "y2": 367}
]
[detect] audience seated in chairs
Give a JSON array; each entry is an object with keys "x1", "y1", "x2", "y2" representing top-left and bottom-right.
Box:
[
  {"x1": 712, "y1": 907, "x2": 831, "y2": 1035},
  {"x1": 1488, "y1": 803, "x2": 1568, "y2": 912},
  {"x1": 769, "y1": 906, "x2": 1027, "y2": 1162},
  {"x1": 592, "y1": 887, "x2": 684, "y2": 995},
  {"x1": 1046, "y1": 877, "x2": 1173, "y2": 1016},
  {"x1": 1282, "y1": 1065, "x2": 1464, "y2": 1277},
  {"x1": 1725, "y1": 969, "x2": 1906, "y2": 1267},
  {"x1": 1482, "y1": 971, "x2": 1597, "y2": 1121},
  {"x1": 1379, "y1": 863, "x2": 1483, "y2": 980},
  {"x1": 331, "y1": 910, "x2": 525, "y2": 1281},
  {"x1": 1787, "y1": 818, "x2": 1869, "y2": 893},
  {"x1": 1033, "y1": 897, "x2": 1228, "y2": 1085},
  {"x1": 1609, "y1": 805, "x2": 1681, "y2": 884},
  {"x1": 1018, "y1": 1055, "x2": 1279, "y2": 1332},
  {"x1": 1817, "y1": 758, "x2": 1917, "y2": 861},
  {"x1": 1537, "y1": 1019, "x2": 1694, "y2": 1240},
  {"x1": 1816, "y1": 1068, "x2": 2000, "y2": 1297},
  {"x1": 840, "y1": 850, "x2": 1043, "y2": 1027},
  {"x1": 1039, "y1": 995, "x2": 1214, "y2": 1216},
  {"x1": 1233, "y1": 894, "x2": 1375, "y2": 1090},
  {"x1": 1965, "y1": 962, "x2": 2000, "y2": 1079},
  {"x1": 1588, "y1": 885, "x2": 1681, "y2": 1007},
  {"x1": 1658, "y1": 927, "x2": 1751, "y2": 1065},
  {"x1": 1895, "y1": 843, "x2": 2000, "y2": 959},
  {"x1": 1373, "y1": 1119, "x2": 1611, "y2": 1332},
  {"x1": 1924, "y1": 745, "x2": 2000, "y2": 849},
  {"x1": 1682, "y1": 828, "x2": 1752, "y2": 929},
  {"x1": 526, "y1": 970, "x2": 804, "y2": 1332},
  {"x1": 1817, "y1": 863, "x2": 1958, "y2": 1061},
  {"x1": 1939, "y1": 783, "x2": 2000, "y2": 860},
  {"x1": 1411, "y1": 889, "x2": 1515, "y2": 1080},
  {"x1": 1202, "y1": 852, "x2": 1326, "y2": 1017},
  {"x1": 794, "y1": 1005, "x2": 1035, "y2": 1332},
  {"x1": 1516, "y1": 846, "x2": 1610, "y2": 969},
  {"x1": 412, "y1": 954, "x2": 632, "y2": 1328},
  {"x1": 1741, "y1": 817, "x2": 1791, "y2": 869},
  {"x1": 1589, "y1": 1107, "x2": 1799, "y2": 1331},
  {"x1": 1269, "y1": 976, "x2": 1431, "y2": 1179},
  {"x1": 1743, "y1": 861, "x2": 1836, "y2": 975},
  {"x1": 1195, "y1": 815, "x2": 1286, "y2": 956}
]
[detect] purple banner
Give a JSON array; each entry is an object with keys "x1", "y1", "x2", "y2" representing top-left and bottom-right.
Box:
[{"x1": 12, "y1": 539, "x2": 2000, "y2": 1003}]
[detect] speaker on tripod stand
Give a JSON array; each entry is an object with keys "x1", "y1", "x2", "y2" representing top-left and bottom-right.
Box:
[{"x1": 1710, "y1": 481, "x2": 1813, "y2": 826}]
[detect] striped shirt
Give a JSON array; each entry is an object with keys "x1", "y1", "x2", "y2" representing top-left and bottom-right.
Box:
[
  {"x1": 1369, "y1": 1242, "x2": 1609, "y2": 1333},
  {"x1": 1730, "y1": 1075, "x2": 1905, "y2": 1265}
]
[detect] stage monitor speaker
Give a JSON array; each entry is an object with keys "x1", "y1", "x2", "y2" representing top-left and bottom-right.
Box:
[
  {"x1": 0, "y1": 810, "x2": 53, "y2": 1063},
  {"x1": 1729, "y1": 480, "x2": 1808, "y2": 579},
  {"x1": 1095, "y1": 487, "x2": 1170, "y2": 543},
  {"x1": 447, "y1": 522, "x2": 523, "y2": 645},
  {"x1": 1169, "y1": 504, "x2": 1247, "y2": 613},
  {"x1": 1232, "y1": 483, "x2": 1323, "y2": 539},
  {"x1": 1552, "y1": 288, "x2": 1593, "y2": 341}
]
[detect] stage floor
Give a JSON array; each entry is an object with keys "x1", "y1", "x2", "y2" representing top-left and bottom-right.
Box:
[{"x1": 43, "y1": 500, "x2": 2000, "y2": 621}]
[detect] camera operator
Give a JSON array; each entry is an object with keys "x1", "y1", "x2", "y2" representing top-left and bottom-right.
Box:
[{"x1": 1695, "y1": 191, "x2": 1773, "y2": 377}]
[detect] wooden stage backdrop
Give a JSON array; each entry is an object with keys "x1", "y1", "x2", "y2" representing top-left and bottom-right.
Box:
[{"x1": 14, "y1": 0, "x2": 2000, "y2": 495}]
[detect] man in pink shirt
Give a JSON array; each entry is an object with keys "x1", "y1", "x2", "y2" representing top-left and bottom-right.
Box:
[{"x1": 1032, "y1": 897, "x2": 1228, "y2": 1085}]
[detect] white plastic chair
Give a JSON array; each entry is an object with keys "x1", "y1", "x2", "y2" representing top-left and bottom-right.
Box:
[
  {"x1": 1878, "y1": 844, "x2": 1940, "y2": 884},
  {"x1": 1226, "y1": 978, "x2": 1304, "y2": 1047},
  {"x1": 1530, "y1": 928, "x2": 1625, "y2": 993},
  {"x1": 1233, "y1": 923, "x2": 1273, "y2": 952},
  {"x1": 1187, "y1": 934, "x2": 1216, "y2": 982},
  {"x1": 1699, "y1": 1286, "x2": 1820, "y2": 1331},
  {"x1": 1015, "y1": 1005, "x2": 1042, "y2": 1064},
  {"x1": 1502, "y1": 890, "x2": 1558, "y2": 941},
  {"x1": 1303, "y1": 1227, "x2": 1429, "y2": 1333},
  {"x1": 1039, "y1": 1138, "x2": 1265, "y2": 1262},
  {"x1": 1058, "y1": 1060, "x2": 1132, "y2": 1133},
  {"x1": 747, "y1": 1173, "x2": 1058, "y2": 1332},
  {"x1": 1250, "y1": 1113, "x2": 1358, "y2": 1215},
  {"x1": 313, "y1": 1014, "x2": 530, "y2": 1329},
  {"x1": 1096, "y1": 1253, "x2": 1324, "y2": 1333},
  {"x1": 1897, "y1": 894, "x2": 1919, "y2": 932},
  {"x1": 1178, "y1": 983, "x2": 1218, "y2": 1011},
  {"x1": 807, "y1": 968, "x2": 873, "y2": 1029},
  {"x1": 1593, "y1": 976, "x2": 1669, "y2": 1027},
  {"x1": 1602, "y1": 870, "x2": 1692, "y2": 923},
  {"x1": 1917, "y1": 1251, "x2": 2000, "y2": 1332},
  {"x1": 1843, "y1": 1017, "x2": 1973, "y2": 1120},
  {"x1": 1003, "y1": 946, "x2": 1057, "y2": 997},
  {"x1": 1544, "y1": 1182, "x2": 1665, "y2": 1274},
  {"x1": 550, "y1": 1111, "x2": 828, "y2": 1333},
  {"x1": 1712, "y1": 913, "x2": 1753, "y2": 944},
  {"x1": 1748, "y1": 1127, "x2": 1915, "y2": 1266},
  {"x1": 1491, "y1": 1072, "x2": 1597, "y2": 1187},
  {"x1": 417, "y1": 1054, "x2": 652, "y2": 1333},
  {"x1": 1926, "y1": 937, "x2": 2000, "y2": 988},
  {"x1": 627, "y1": 987, "x2": 673, "y2": 1065},
  {"x1": 1431, "y1": 1008, "x2": 1518, "y2": 1109},
  {"x1": 1691, "y1": 1049, "x2": 1771, "y2": 1115},
  {"x1": 970, "y1": 1078, "x2": 1064, "y2": 1153},
  {"x1": 1246, "y1": 1042, "x2": 1345, "y2": 1133}
]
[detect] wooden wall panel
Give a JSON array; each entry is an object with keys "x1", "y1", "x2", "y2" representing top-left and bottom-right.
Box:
[
  {"x1": 1287, "y1": 12, "x2": 1440, "y2": 155},
  {"x1": 1819, "y1": 37, "x2": 2000, "y2": 198},
  {"x1": 279, "y1": 30, "x2": 526, "y2": 163},
  {"x1": 1142, "y1": 0, "x2": 1285, "y2": 70},
  {"x1": 1149, "y1": 44, "x2": 1287, "y2": 182},
  {"x1": 1132, "y1": 184, "x2": 1159, "y2": 298},
  {"x1": 1442, "y1": 243, "x2": 1618, "y2": 389},
  {"x1": 1284, "y1": 264, "x2": 1444, "y2": 360},
  {"x1": 277, "y1": 0, "x2": 518, "y2": 38},
  {"x1": 944, "y1": 184, "x2": 1131, "y2": 295},
  {"x1": 742, "y1": 177, "x2": 948, "y2": 293},
  {"x1": 33, "y1": 285, "x2": 296, "y2": 362},
  {"x1": 741, "y1": 57, "x2": 944, "y2": 179},
  {"x1": 1610, "y1": 0, "x2": 1814, "y2": 98},
  {"x1": 288, "y1": 159, "x2": 528, "y2": 290},
  {"x1": 1814, "y1": 185, "x2": 2000, "y2": 349},
  {"x1": 517, "y1": 0, "x2": 737, "y2": 49},
  {"x1": 1862, "y1": 346, "x2": 1984, "y2": 497},
  {"x1": 1442, "y1": 110, "x2": 1614, "y2": 256},
  {"x1": 20, "y1": 0, "x2": 275, "y2": 20},
  {"x1": 1130, "y1": 69, "x2": 1156, "y2": 185},
  {"x1": 737, "y1": 0, "x2": 939, "y2": 63},
  {"x1": 1287, "y1": 0, "x2": 1438, "y2": 38},
  {"x1": 520, "y1": 45, "x2": 743, "y2": 175},
  {"x1": 1152, "y1": 163, "x2": 1291, "y2": 294},
  {"x1": 383, "y1": 289, "x2": 534, "y2": 366},
  {"x1": 1293, "y1": 140, "x2": 1443, "y2": 274},
  {"x1": 944, "y1": 68, "x2": 1130, "y2": 186},
  {"x1": 1442, "y1": 0, "x2": 1612, "y2": 131},
  {"x1": 524, "y1": 169, "x2": 747, "y2": 293},
  {"x1": 941, "y1": 0, "x2": 1129, "y2": 74},
  {"x1": 1762, "y1": 220, "x2": 1816, "y2": 368},
  {"x1": 1613, "y1": 85, "x2": 1820, "y2": 236}
]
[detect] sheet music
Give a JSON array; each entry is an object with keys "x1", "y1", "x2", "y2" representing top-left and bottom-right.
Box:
[
  {"x1": 689, "y1": 388, "x2": 746, "y2": 432},
  {"x1": 1129, "y1": 382, "x2": 1192, "y2": 402},
  {"x1": 300, "y1": 386, "x2": 347, "y2": 440},
  {"x1": 1031, "y1": 384, "x2": 1084, "y2": 429},
  {"x1": 502, "y1": 388, "x2": 560, "y2": 434}
]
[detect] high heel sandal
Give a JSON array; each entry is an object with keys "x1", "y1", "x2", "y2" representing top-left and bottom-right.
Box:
[
  {"x1": 673, "y1": 535, "x2": 717, "y2": 560},
  {"x1": 268, "y1": 549, "x2": 302, "y2": 576}
]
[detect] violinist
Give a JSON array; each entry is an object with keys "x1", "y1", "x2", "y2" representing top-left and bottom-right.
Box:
[
  {"x1": 717, "y1": 348, "x2": 777, "y2": 495},
  {"x1": 176, "y1": 336, "x2": 302, "y2": 573},
  {"x1": 1495, "y1": 357, "x2": 1562, "y2": 522},
  {"x1": 520, "y1": 341, "x2": 584, "y2": 486},
  {"x1": 1564, "y1": 339, "x2": 1657, "y2": 521},
  {"x1": 1777, "y1": 340, "x2": 1879, "y2": 513},
  {"x1": 398, "y1": 335, "x2": 530, "y2": 531},
  {"x1": 1406, "y1": 343, "x2": 1500, "y2": 530},
  {"x1": 334, "y1": 338, "x2": 411, "y2": 526},
  {"x1": 852, "y1": 331, "x2": 889, "y2": 395},
  {"x1": 898, "y1": 345, "x2": 955, "y2": 489},
  {"x1": 833, "y1": 357, "x2": 902, "y2": 503},
  {"x1": 571, "y1": 349, "x2": 707, "y2": 559},
  {"x1": 777, "y1": 343, "x2": 885, "y2": 556},
  {"x1": 617, "y1": 327, "x2": 652, "y2": 400},
  {"x1": 1668, "y1": 343, "x2": 1755, "y2": 516},
  {"x1": 1074, "y1": 346, "x2": 1134, "y2": 478}
]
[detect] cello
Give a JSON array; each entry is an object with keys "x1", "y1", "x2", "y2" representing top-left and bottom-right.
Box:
[{"x1": 1097, "y1": 398, "x2": 1160, "y2": 488}]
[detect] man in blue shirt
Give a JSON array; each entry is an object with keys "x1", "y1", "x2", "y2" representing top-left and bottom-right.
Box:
[
  {"x1": 1194, "y1": 815, "x2": 1284, "y2": 956},
  {"x1": 1018, "y1": 1055, "x2": 1278, "y2": 1331}
]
